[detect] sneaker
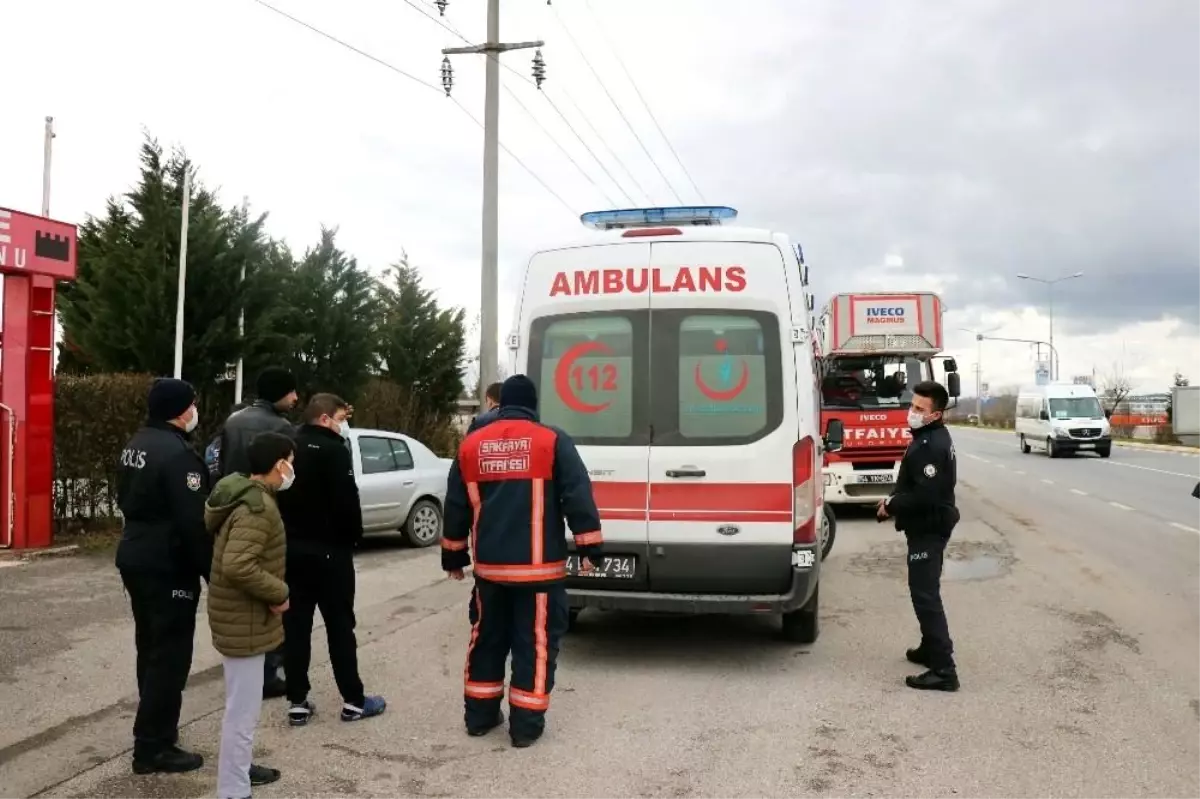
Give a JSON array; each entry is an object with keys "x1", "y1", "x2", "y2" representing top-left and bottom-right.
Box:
[
  {"x1": 288, "y1": 699, "x2": 316, "y2": 727},
  {"x1": 132, "y1": 745, "x2": 204, "y2": 775},
  {"x1": 249, "y1": 763, "x2": 282, "y2": 786},
  {"x1": 341, "y1": 695, "x2": 386, "y2": 722}
]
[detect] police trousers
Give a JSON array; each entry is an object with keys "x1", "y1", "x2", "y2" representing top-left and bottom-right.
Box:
[
  {"x1": 905, "y1": 532, "x2": 955, "y2": 671},
  {"x1": 463, "y1": 579, "x2": 569, "y2": 739},
  {"x1": 120, "y1": 569, "x2": 199, "y2": 757}
]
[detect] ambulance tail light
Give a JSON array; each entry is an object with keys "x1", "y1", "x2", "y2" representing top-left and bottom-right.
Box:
[
  {"x1": 793, "y1": 436, "x2": 818, "y2": 544},
  {"x1": 622, "y1": 227, "x2": 682, "y2": 238}
]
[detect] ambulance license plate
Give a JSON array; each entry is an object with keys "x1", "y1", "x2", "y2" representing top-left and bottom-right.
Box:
[
  {"x1": 566, "y1": 554, "x2": 636, "y2": 579},
  {"x1": 856, "y1": 474, "x2": 893, "y2": 484}
]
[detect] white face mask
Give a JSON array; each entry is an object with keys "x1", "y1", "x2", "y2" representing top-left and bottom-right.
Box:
[
  {"x1": 908, "y1": 409, "x2": 928, "y2": 430},
  {"x1": 184, "y1": 406, "x2": 199, "y2": 433},
  {"x1": 338, "y1": 419, "x2": 350, "y2": 439},
  {"x1": 278, "y1": 462, "x2": 295, "y2": 491}
]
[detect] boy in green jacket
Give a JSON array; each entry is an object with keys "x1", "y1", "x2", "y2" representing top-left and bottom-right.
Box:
[{"x1": 205, "y1": 432, "x2": 296, "y2": 799}]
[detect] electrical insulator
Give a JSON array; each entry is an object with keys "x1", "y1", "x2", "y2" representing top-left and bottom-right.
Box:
[
  {"x1": 532, "y1": 49, "x2": 546, "y2": 89},
  {"x1": 435, "y1": 0, "x2": 448, "y2": 15},
  {"x1": 441, "y1": 56, "x2": 454, "y2": 96}
]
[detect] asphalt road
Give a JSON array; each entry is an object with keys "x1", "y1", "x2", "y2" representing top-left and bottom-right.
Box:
[{"x1": 1, "y1": 455, "x2": 1197, "y2": 798}]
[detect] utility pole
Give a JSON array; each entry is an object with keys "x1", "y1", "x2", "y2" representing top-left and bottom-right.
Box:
[
  {"x1": 961, "y1": 326, "x2": 998, "y2": 420},
  {"x1": 41, "y1": 117, "x2": 55, "y2": 217},
  {"x1": 173, "y1": 168, "x2": 191, "y2": 380},
  {"x1": 234, "y1": 196, "x2": 249, "y2": 404},
  {"x1": 440, "y1": 0, "x2": 546, "y2": 403},
  {"x1": 1016, "y1": 271, "x2": 1084, "y2": 380}
]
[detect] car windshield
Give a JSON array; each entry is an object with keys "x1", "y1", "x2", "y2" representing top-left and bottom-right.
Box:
[
  {"x1": 1049, "y1": 397, "x2": 1103, "y2": 419},
  {"x1": 821, "y1": 356, "x2": 925, "y2": 409}
]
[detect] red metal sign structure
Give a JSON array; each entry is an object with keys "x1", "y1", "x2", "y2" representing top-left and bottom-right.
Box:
[{"x1": 0, "y1": 207, "x2": 78, "y2": 549}]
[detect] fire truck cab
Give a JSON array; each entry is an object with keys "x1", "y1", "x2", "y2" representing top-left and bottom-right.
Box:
[{"x1": 816, "y1": 292, "x2": 959, "y2": 507}]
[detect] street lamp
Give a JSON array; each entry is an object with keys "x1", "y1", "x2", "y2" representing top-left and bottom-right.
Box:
[
  {"x1": 960, "y1": 326, "x2": 1000, "y2": 421},
  {"x1": 1016, "y1": 271, "x2": 1084, "y2": 380}
]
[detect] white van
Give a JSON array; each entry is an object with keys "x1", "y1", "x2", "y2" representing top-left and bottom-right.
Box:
[
  {"x1": 1015, "y1": 383, "x2": 1113, "y2": 458},
  {"x1": 508, "y1": 206, "x2": 844, "y2": 643}
]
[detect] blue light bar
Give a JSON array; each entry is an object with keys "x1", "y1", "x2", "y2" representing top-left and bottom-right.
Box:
[{"x1": 580, "y1": 206, "x2": 738, "y2": 230}]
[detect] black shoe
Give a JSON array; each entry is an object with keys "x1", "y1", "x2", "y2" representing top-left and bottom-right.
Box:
[
  {"x1": 906, "y1": 647, "x2": 932, "y2": 667},
  {"x1": 249, "y1": 763, "x2": 282, "y2": 786},
  {"x1": 132, "y1": 746, "x2": 204, "y2": 775},
  {"x1": 467, "y1": 711, "x2": 504, "y2": 737},
  {"x1": 510, "y1": 730, "x2": 543, "y2": 749},
  {"x1": 263, "y1": 678, "x2": 288, "y2": 699},
  {"x1": 905, "y1": 668, "x2": 960, "y2": 692}
]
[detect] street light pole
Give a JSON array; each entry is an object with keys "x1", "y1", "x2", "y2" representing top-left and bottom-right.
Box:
[
  {"x1": 960, "y1": 326, "x2": 998, "y2": 421},
  {"x1": 41, "y1": 117, "x2": 54, "y2": 217},
  {"x1": 441, "y1": 0, "x2": 545, "y2": 403},
  {"x1": 173, "y1": 168, "x2": 191, "y2": 380},
  {"x1": 234, "y1": 196, "x2": 249, "y2": 404},
  {"x1": 1016, "y1": 271, "x2": 1084, "y2": 380}
]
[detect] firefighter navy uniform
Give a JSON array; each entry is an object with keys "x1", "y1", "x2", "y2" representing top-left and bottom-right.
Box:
[{"x1": 442, "y1": 376, "x2": 603, "y2": 747}]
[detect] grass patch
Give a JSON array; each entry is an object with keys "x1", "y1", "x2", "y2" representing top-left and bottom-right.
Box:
[{"x1": 54, "y1": 521, "x2": 123, "y2": 554}]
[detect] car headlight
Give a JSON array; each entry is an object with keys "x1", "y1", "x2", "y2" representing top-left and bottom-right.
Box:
[{"x1": 1055, "y1": 428, "x2": 1070, "y2": 438}]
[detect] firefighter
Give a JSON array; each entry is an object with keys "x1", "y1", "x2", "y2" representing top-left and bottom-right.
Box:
[
  {"x1": 115, "y1": 378, "x2": 212, "y2": 774},
  {"x1": 442, "y1": 375, "x2": 604, "y2": 748},
  {"x1": 877, "y1": 379, "x2": 961, "y2": 692}
]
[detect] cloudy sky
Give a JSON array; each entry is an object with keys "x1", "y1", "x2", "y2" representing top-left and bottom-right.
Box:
[{"x1": 3, "y1": 0, "x2": 1197, "y2": 393}]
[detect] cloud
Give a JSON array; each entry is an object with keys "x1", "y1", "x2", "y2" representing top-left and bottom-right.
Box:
[{"x1": 0, "y1": 0, "x2": 1194, "y2": 392}]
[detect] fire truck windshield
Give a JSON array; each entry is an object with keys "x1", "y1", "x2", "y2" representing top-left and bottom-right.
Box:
[{"x1": 821, "y1": 356, "x2": 925, "y2": 409}]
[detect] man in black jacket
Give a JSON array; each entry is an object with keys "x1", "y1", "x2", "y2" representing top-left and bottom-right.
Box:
[
  {"x1": 877, "y1": 379, "x2": 960, "y2": 693},
  {"x1": 467, "y1": 381, "x2": 503, "y2": 433},
  {"x1": 116, "y1": 378, "x2": 212, "y2": 775},
  {"x1": 277, "y1": 393, "x2": 386, "y2": 726},
  {"x1": 219, "y1": 367, "x2": 297, "y2": 696}
]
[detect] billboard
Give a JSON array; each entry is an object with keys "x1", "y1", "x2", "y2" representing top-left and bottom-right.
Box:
[{"x1": 1035, "y1": 360, "x2": 1050, "y2": 386}]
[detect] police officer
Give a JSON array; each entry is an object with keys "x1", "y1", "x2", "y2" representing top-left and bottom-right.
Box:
[
  {"x1": 219, "y1": 366, "x2": 298, "y2": 698},
  {"x1": 877, "y1": 379, "x2": 960, "y2": 692},
  {"x1": 116, "y1": 378, "x2": 212, "y2": 774},
  {"x1": 443, "y1": 375, "x2": 604, "y2": 748}
]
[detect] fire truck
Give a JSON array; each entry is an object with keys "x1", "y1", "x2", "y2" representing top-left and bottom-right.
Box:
[{"x1": 816, "y1": 292, "x2": 960, "y2": 509}]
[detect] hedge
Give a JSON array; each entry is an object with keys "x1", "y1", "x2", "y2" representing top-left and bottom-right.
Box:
[{"x1": 52, "y1": 373, "x2": 461, "y2": 534}]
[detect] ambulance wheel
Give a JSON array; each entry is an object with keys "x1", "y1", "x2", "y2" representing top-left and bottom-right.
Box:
[
  {"x1": 782, "y1": 585, "x2": 819, "y2": 644},
  {"x1": 567, "y1": 609, "x2": 581, "y2": 632},
  {"x1": 820, "y1": 506, "x2": 836, "y2": 562},
  {"x1": 1020, "y1": 434, "x2": 1031, "y2": 454}
]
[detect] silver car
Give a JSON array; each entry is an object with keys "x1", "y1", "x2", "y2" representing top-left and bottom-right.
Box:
[{"x1": 348, "y1": 427, "x2": 452, "y2": 547}]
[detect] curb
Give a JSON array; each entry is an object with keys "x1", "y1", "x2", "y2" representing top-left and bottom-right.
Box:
[
  {"x1": 0, "y1": 544, "x2": 81, "y2": 562},
  {"x1": 948, "y1": 424, "x2": 1199, "y2": 454}
]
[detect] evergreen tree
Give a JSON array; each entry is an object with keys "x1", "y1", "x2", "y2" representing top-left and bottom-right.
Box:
[
  {"x1": 280, "y1": 228, "x2": 379, "y2": 401},
  {"x1": 377, "y1": 258, "x2": 466, "y2": 417}
]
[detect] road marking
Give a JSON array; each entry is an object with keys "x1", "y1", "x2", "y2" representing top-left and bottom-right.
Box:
[
  {"x1": 1170, "y1": 522, "x2": 1200, "y2": 535},
  {"x1": 1109, "y1": 501, "x2": 1134, "y2": 511},
  {"x1": 1097, "y1": 460, "x2": 1199, "y2": 480},
  {"x1": 994, "y1": 463, "x2": 1007, "y2": 469},
  {"x1": 1070, "y1": 488, "x2": 1088, "y2": 496},
  {"x1": 1014, "y1": 470, "x2": 1026, "y2": 475},
  {"x1": 1041, "y1": 479, "x2": 1055, "y2": 485},
  {"x1": 0, "y1": 560, "x2": 24, "y2": 569}
]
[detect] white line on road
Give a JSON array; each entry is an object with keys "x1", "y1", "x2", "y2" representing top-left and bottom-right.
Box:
[
  {"x1": 1097, "y1": 460, "x2": 1199, "y2": 480},
  {"x1": 1070, "y1": 488, "x2": 1088, "y2": 496},
  {"x1": 1169, "y1": 522, "x2": 1200, "y2": 535},
  {"x1": 995, "y1": 463, "x2": 1007, "y2": 469},
  {"x1": 1109, "y1": 501, "x2": 1134, "y2": 511},
  {"x1": 1014, "y1": 470, "x2": 1026, "y2": 475},
  {"x1": 1042, "y1": 479, "x2": 1055, "y2": 485},
  {"x1": 0, "y1": 560, "x2": 24, "y2": 569}
]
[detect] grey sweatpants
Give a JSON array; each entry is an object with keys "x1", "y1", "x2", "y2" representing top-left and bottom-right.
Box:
[{"x1": 218, "y1": 654, "x2": 265, "y2": 799}]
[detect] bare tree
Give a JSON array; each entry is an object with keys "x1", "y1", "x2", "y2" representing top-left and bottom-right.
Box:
[{"x1": 1100, "y1": 363, "x2": 1134, "y2": 412}]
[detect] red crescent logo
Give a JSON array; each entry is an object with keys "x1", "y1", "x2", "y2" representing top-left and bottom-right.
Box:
[
  {"x1": 554, "y1": 341, "x2": 614, "y2": 414},
  {"x1": 693, "y1": 360, "x2": 750, "y2": 401}
]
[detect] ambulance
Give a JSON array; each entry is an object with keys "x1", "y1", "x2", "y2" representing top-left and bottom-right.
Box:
[{"x1": 507, "y1": 206, "x2": 845, "y2": 643}]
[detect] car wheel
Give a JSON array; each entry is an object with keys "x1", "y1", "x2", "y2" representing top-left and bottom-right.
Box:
[
  {"x1": 403, "y1": 499, "x2": 443, "y2": 548},
  {"x1": 1098, "y1": 446, "x2": 1112, "y2": 458},
  {"x1": 1020, "y1": 434, "x2": 1031, "y2": 454},
  {"x1": 1046, "y1": 437, "x2": 1058, "y2": 458},
  {"x1": 781, "y1": 584, "x2": 819, "y2": 644},
  {"x1": 820, "y1": 506, "x2": 837, "y2": 562}
]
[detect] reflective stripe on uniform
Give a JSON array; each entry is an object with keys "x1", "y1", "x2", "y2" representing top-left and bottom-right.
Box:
[
  {"x1": 463, "y1": 589, "x2": 483, "y2": 690},
  {"x1": 531, "y1": 477, "x2": 545, "y2": 565},
  {"x1": 533, "y1": 591, "x2": 549, "y2": 696},
  {"x1": 473, "y1": 561, "x2": 567, "y2": 583},
  {"x1": 509, "y1": 686, "x2": 549, "y2": 711},
  {"x1": 573, "y1": 530, "x2": 603, "y2": 546},
  {"x1": 466, "y1": 481, "x2": 482, "y2": 560},
  {"x1": 465, "y1": 680, "x2": 505, "y2": 699},
  {"x1": 441, "y1": 537, "x2": 468, "y2": 551}
]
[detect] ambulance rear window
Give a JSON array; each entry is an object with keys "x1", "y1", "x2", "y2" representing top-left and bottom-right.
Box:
[{"x1": 527, "y1": 312, "x2": 650, "y2": 446}]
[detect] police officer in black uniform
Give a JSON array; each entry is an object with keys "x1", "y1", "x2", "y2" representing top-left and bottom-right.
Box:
[
  {"x1": 116, "y1": 378, "x2": 213, "y2": 774},
  {"x1": 877, "y1": 379, "x2": 961, "y2": 692}
]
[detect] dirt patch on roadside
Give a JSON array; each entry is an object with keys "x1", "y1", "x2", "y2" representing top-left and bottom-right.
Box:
[{"x1": 845, "y1": 539, "x2": 1015, "y2": 580}]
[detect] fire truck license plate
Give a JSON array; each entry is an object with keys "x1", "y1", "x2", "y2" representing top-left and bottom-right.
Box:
[{"x1": 857, "y1": 474, "x2": 893, "y2": 484}]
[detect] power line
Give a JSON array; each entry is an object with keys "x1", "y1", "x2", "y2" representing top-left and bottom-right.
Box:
[
  {"x1": 400, "y1": 0, "x2": 619, "y2": 206},
  {"x1": 582, "y1": 0, "x2": 706, "y2": 204},
  {"x1": 548, "y1": 2, "x2": 685, "y2": 205},
  {"x1": 550, "y1": 86, "x2": 653, "y2": 205},
  {"x1": 246, "y1": 0, "x2": 576, "y2": 216}
]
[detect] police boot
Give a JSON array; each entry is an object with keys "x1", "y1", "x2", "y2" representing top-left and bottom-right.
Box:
[
  {"x1": 905, "y1": 668, "x2": 960, "y2": 692},
  {"x1": 132, "y1": 745, "x2": 204, "y2": 775}
]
